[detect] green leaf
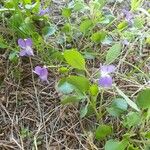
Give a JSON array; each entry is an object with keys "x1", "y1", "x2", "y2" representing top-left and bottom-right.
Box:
[
  {"x1": 98, "y1": 0, "x2": 106, "y2": 9},
  {"x1": 105, "y1": 139, "x2": 128, "y2": 150},
  {"x1": 89, "y1": 84, "x2": 99, "y2": 96},
  {"x1": 61, "y1": 96, "x2": 80, "y2": 105},
  {"x1": 64, "y1": 49, "x2": 86, "y2": 70},
  {"x1": 137, "y1": 89, "x2": 150, "y2": 109},
  {"x1": 25, "y1": 2, "x2": 38, "y2": 10},
  {"x1": 73, "y1": 1, "x2": 85, "y2": 11},
  {"x1": 100, "y1": 14, "x2": 115, "y2": 24},
  {"x1": 122, "y1": 31, "x2": 135, "y2": 41},
  {"x1": 105, "y1": 140, "x2": 120, "y2": 150},
  {"x1": 61, "y1": 23, "x2": 71, "y2": 33},
  {"x1": 58, "y1": 79, "x2": 74, "y2": 94},
  {"x1": 67, "y1": 76, "x2": 90, "y2": 93},
  {"x1": 80, "y1": 105, "x2": 88, "y2": 118},
  {"x1": 95, "y1": 124, "x2": 112, "y2": 140},
  {"x1": 107, "y1": 98, "x2": 128, "y2": 117},
  {"x1": 111, "y1": 98, "x2": 128, "y2": 111},
  {"x1": 123, "y1": 112, "x2": 141, "y2": 128},
  {"x1": 102, "y1": 36, "x2": 113, "y2": 45},
  {"x1": 50, "y1": 51, "x2": 64, "y2": 61},
  {"x1": 84, "y1": 51, "x2": 95, "y2": 60},
  {"x1": 131, "y1": 0, "x2": 143, "y2": 11},
  {"x1": 91, "y1": 0, "x2": 106, "y2": 10},
  {"x1": 86, "y1": 103, "x2": 96, "y2": 116},
  {"x1": 106, "y1": 43, "x2": 122, "y2": 64},
  {"x1": 24, "y1": 0, "x2": 31, "y2": 4},
  {"x1": 42, "y1": 26, "x2": 56, "y2": 37},
  {"x1": 91, "y1": 31, "x2": 106, "y2": 43},
  {"x1": 62, "y1": 8, "x2": 71, "y2": 18},
  {"x1": 31, "y1": 1, "x2": 40, "y2": 13},
  {"x1": 144, "y1": 132, "x2": 150, "y2": 139},
  {"x1": 5, "y1": 0, "x2": 15, "y2": 8},
  {"x1": 0, "y1": 43, "x2": 8, "y2": 49},
  {"x1": 9, "y1": 51, "x2": 18, "y2": 63},
  {"x1": 115, "y1": 86, "x2": 140, "y2": 112},
  {"x1": 59, "y1": 67, "x2": 69, "y2": 74},
  {"x1": 133, "y1": 17, "x2": 144, "y2": 29},
  {"x1": 145, "y1": 37, "x2": 150, "y2": 45},
  {"x1": 117, "y1": 21, "x2": 128, "y2": 31},
  {"x1": 80, "y1": 19, "x2": 93, "y2": 33}
]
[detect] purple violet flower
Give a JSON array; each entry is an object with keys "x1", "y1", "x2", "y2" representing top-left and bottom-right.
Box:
[
  {"x1": 122, "y1": 9, "x2": 133, "y2": 23},
  {"x1": 18, "y1": 38, "x2": 34, "y2": 57},
  {"x1": 39, "y1": 7, "x2": 49, "y2": 16},
  {"x1": 33, "y1": 66, "x2": 49, "y2": 83},
  {"x1": 98, "y1": 65, "x2": 116, "y2": 88}
]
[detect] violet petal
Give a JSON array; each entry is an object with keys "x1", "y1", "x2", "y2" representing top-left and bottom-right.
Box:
[
  {"x1": 101, "y1": 65, "x2": 116, "y2": 74},
  {"x1": 18, "y1": 39, "x2": 26, "y2": 48},
  {"x1": 25, "y1": 38, "x2": 32, "y2": 47},
  {"x1": 34, "y1": 66, "x2": 42, "y2": 75},
  {"x1": 39, "y1": 8, "x2": 49, "y2": 16},
  {"x1": 25, "y1": 47, "x2": 34, "y2": 56},
  {"x1": 33, "y1": 66, "x2": 48, "y2": 82},
  {"x1": 122, "y1": 9, "x2": 133, "y2": 22},
  {"x1": 98, "y1": 76, "x2": 113, "y2": 88},
  {"x1": 19, "y1": 49, "x2": 27, "y2": 56},
  {"x1": 39, "y1": 68, "x2": 48, "y2": 81}
]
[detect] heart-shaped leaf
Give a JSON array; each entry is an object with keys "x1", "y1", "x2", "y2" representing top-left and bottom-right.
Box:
[
  {"x1": 91, "y1": 31, "x2": 106, "y2": 43},
  {"x1": 107, "y1": 98, "x2": 128, "y2": 117},
  {"x1": 106, "y1": 43, "x2": 122, "y2": 64},
  {"x1": 95, "y1": 124, "x2": 112, "y2": 140},
  {"x1": 80, "y1": 105, "x2": 88, "y2": 118},
  {"x1": 58, "y1": 78, "x2": 74, "y2": 94},
  {"x1": 80, "y1": 19, "x2": 93, "y2": 33},
  {"x1": 64, "y1": 49, "x2": 86, "y2": 70},
  {"x1": 137, "y1": 89, "x2": 150, "y2": 109},
  {"x1": 105, "y1": 139, "x2": 128, "y2": 150},
  {"x1": 67, "y1": 76, "x2": 90, "y2": 93}
]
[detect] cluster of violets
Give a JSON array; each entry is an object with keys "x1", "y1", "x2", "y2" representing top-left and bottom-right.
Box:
[
  {"x1": 17, "y1": 6, "x2": 132, "y2": 88},
  {"x1": 17, "y1": 6, "x2": 50, "y2": 82},
  {"x1": 18, "y1": 38, "x2": 115, "y2": 88},
  {"x1": 18, "y1": 38, "x2": 49, "y2": 83}
]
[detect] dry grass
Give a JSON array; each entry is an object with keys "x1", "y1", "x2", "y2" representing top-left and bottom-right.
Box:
[{"x1": 0, "y1": 55, "x2": 98, "y2": 149}]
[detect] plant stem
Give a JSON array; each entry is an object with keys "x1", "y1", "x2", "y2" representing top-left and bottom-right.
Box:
[{"x1": 29, "y1": 57, "x2": 42, "y2": 123}]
